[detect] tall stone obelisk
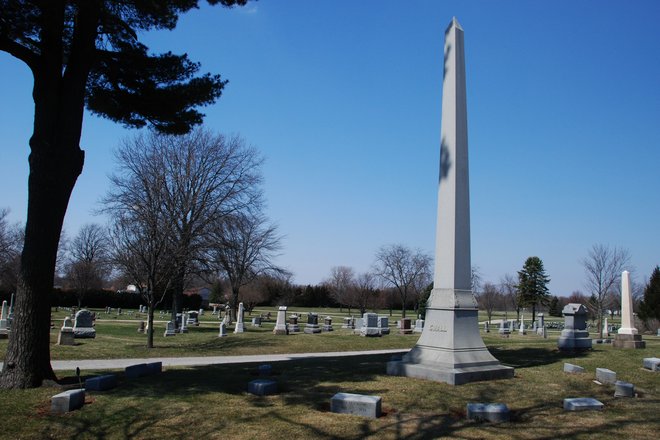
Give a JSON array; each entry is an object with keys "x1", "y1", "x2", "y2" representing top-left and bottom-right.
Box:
[
  {"x1": 387, "y1": 18, "x2": 513, "y2": 385},
  {"x1": 613, "y1": 270, "x2": 645, "y2": 348}
]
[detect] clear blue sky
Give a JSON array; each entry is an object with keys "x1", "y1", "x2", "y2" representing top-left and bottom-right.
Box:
[{"x1": 1, "y1": 0, "x2": 659, "y2": 295}]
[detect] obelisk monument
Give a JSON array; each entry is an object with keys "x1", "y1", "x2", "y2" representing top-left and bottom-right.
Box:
[
  {"x1": 387, "y1": 17, "x2": 513, "y2": 385},
  {"x1": 613, "y1": 270, "x2": 645, "y2": 348}
]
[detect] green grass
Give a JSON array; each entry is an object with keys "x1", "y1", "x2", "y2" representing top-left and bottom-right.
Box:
[{"x1": 0, "y1": 308, "x2": 657, "y2": 439}]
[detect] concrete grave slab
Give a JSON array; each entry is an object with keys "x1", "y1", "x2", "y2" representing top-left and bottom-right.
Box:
[
  {"x1": 563, "y1": 398, "x2": 604, "y2": 411},
  {"x1": 51, "y1": 389, "x2": 85, "y2": 414},
  {"x1": 85, "y1": 374, "x2": 117, "y2": 391},
  {"x1": 564, "y1": 363, "x2": 585, "y2": 374},
  {"x1": 125, "y1": 363, "x2": 149, "y2": 379},
  {"x1": 466, "y1": 403, "x2": 510, "y2": 423},
  {"x1": 596, "y1": 368, "x2": 616, "y2": 385},
  {"x1": 248, "y1": 379, "x2": 277, "y2": 396},
  {"x1": 642, "y1": 357, "x2": 660, "y2": 371},
  {"x1": 614, "y1": 380, "x2": 634, "y2": 398},
  {"x1": 146, "y1": 362, "x2": 162, "y2": 375},
  {"x1": 331, "y1": 392, "x2": 382, "y2": 418}
]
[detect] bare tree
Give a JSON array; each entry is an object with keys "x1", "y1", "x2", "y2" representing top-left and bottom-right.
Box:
[
  {"x1": 499, "y1": 273, "x2": 518, "y2": 321},
  {"x1": 64, "y1": 224, "x2": 109, "y2": 307},
  {"x1": 478, "y1": 282, "x2": 501, "y2": 324},
  {"x1": 108, "y1": 206, "x2": 179, "y2": 349},
  {"x1": 582, "y1": 244, "x2": 631, "y2": 338},
  {"x1": 0, "y1": 209, "x2": 22, "y2": 292},
  {"x1": 103, "y1": 128, "x2": 263, "y2": 328},
  {"x1": 351, "y1": 272, "x2": 378, "y2": 316},
  {"x1": 374, "y1": 244, "x2": 432, "y2": 318},
  {"x1": 325, "y1": 266, "x2": 355, "y2": 314},
  {"x1": 207, "y1": 210, "x2": 283, "y2": 319}
]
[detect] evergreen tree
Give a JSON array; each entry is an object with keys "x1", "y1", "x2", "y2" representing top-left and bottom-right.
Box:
[
  {"x1": 517, "y1": 256, "x2": 551, "y2": 323},
  {"x1": 638, "y1": 266, "x2": 660, "y2": 325},
  {"x1": 548, "y1": 295, "x2": 562, "y2": 317}
]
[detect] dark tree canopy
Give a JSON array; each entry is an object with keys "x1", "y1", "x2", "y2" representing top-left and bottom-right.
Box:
[
  {"x1": 639, "y1": 266, "x2": 660, "y2": 325},
  {"x1": 1, "y1": 0, "x2": 246, "y2": 134},
  {"x1": 517, "y1": 256, "x2": 550, "y2": 323},
  {"x1": 0, "y1": 0, "x2": 248, "y2": 389}
]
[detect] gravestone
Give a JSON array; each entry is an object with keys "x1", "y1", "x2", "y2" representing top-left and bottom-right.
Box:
[
  {"x1": 224, "y1": 305, "x2": 233, "y2": 325},
  {"x1": 342, "y1": 317, "x2": 354, "y2": 329},
  {"x1": 304, "y1": 312, "x2": 321, "y2": 334},
  {"x1": 51, "y1": 389, "x2": 85, "y2": 414},
  {"x1": 596, "y1": 368, "x2": 617, "y2": 385},
  {"x1": 258, "y1": 364, "x2": 272, "y2": 376},
  {"x1": 466, "y1": 403, "x2": 510, "y2": 423},
  {"x1": 414, "y1": 319, "x2": 424, "y2": 333},
  {"x1": 289, "y1": 314, "x2": 300, "y2": 332},
  {"x1": 163, "y1": 321, "x2": 176, "y2": 337},
  {"x1": 85, "y1": 374, "x2": 118, "y2": 391},
  {"x1": 251, "y1": 316, "x2": 262, "y2": 327},
  {"x1": 613, "y1": 271, "x2": 645, "y2": 349},
  {"x1": 386, "y1": 17, "x2": 513, "y2": 386},
  {"x1": 179, "y1": 312, "x2": 188, "y2": 333},
  {"x1": 484, "y1": 321, "x2": 490, "y2": 333},
  {"x1": 557, "y1": 303, "x2": 592, "y2": 351},
  {"x1": 248, "y1": 379, "x2": 277, "y2": 396},
  {"x1": 642, "y1": 357, "x2": 660, "y2": 371},
  {"x1": 353, "y1": 317, "x2": 364, "y2": 334},
  {"x1": 563, "y1": 398, "x2": 604, "y2": 411},
  {"x1": 57, "y1": 327, "x2": 75, "y2": 346},
  {"x1": 273, "y1": 306, "x2": 288, "y2": 335},
  {"x1": 234, "y1": 303, "x2": 245, "y2": 333},
  {"x1": 498, "y1": 320, "x2": 510, "y2": 337},
  {"x1": 564, "y1": 363, "x2": 585, "y2": 374},
  {"x1": 212, "y1": 305, "x2": 218, "y2": 315},
  {"x1": 0, "y1": 300, "x2": 8, "y2": 332},
  {"x1": 322, "y1": 316, "x2": 333, "y2": 332},
  {"x1": 360, "y1": 313, "x2": 381, "y2": 337},
  {"x1": 614, "y1": 381, "x2": 634, "y2": 398},
  {"x1": 378, "y1": 316, "x2": 390, "y2": 335},
  {"x1": 398, "y1": 318, "x2": 412, "y2": 334},
  {"x1": 218, "y1": 322, "x2": 227, "y2": 337},
  {"x1": 518, "y1": 317, "x2": 526, "y2": 335},
  {"x1": 137, "y1": 321, "x2": 145, "y2": 333},
  {"x1": 330, "y1": 393, "x2": 382, "y2": 418},
  {"x1": 73, "y1": 309, "x2": 96, "y2": 338},
  {"x1": 125, "y1": 363, "x2": 149, "y2": 379},
  {"x1": 537, "y1": 313, "x2": 544, "y2": 329},
  {"x1": 187, "y1": 311, "x2": 199, "y2": 326}
]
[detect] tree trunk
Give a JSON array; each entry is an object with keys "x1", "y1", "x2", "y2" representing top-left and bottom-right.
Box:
[
  {"x1": 0, "y1": 1, "x2": 97, "y2": 388},
  {"x1": 0, "y1": 142, "x2": 84, "y2": 388},
  {"x1": 147, "y1": 304, "x2": 155, "y2": 349}
]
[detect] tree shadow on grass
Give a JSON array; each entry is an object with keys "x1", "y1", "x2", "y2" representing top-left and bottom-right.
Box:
[
  {"x1": 489, "y1": 346, "x2": 591, "y2": 369},
  {"x1": 46, "y1": 350, "x2": 660, "y2": 440}
]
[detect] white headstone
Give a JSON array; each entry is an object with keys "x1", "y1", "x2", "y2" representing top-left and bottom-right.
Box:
[
  {"x1": 218, "y1": 322, "x2": 227, "y2": 337},
  {"x1": 273, "y1": 306, "x2": 288, "y2": 335},
  {"x1": 234, "y1": 302, "x2": 245, "y2": 333},
  {"x1": 618, "y1": 271, "x2": 637, "y2": 335}
]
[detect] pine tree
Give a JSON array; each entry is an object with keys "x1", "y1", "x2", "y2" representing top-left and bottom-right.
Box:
[
  {"x1": 548, "y1": 296, "x2": 562, "y2": 317},
  {"x1": 517, "y1": 256, "x2": 551, "y2": 323},
  {"x1": 638, "y1": 266, "x2": 660, "y2": 325}
]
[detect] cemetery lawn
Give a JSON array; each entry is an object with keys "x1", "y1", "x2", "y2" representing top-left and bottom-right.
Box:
[{"x1": 1, "y1": 329, "x2": 658, "y2": 439}]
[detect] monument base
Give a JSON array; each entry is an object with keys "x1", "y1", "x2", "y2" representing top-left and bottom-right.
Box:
[
  {"x1": 386, "y1": 359, "x2": 513, "y2": 385},
  {"x1": 557, "y1": 329, "x2": 592, "y2": 352},
  {"x1": 612, "y1": 333, "x2": 645, "y2": 349},
  {"x1": 386, "y1": 298, "x2": 514, "y2": 386}
]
